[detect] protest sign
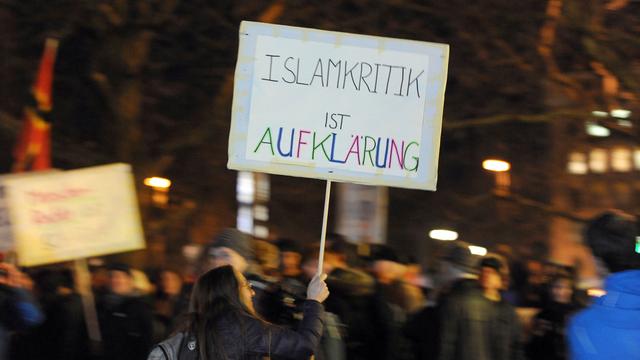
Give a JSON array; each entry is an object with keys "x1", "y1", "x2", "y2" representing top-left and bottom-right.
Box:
[
  {"x1": 0, "y1": 170, "x2": 61, "y2": 253},
  {"x1": 1, "y1": 163, "x2": 144, "y2": 266},
  {"x1": 228, "y1": 21, "x2": 449, "y2": 190},
  {"x1": 336, "y1": 183, "x2": 388, "y2": 244},
  {"x1": 0, "y1": 185, "x2": 11, "y2": 252}
]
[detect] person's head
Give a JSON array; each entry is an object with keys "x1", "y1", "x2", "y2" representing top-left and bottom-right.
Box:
[
  {"x1": 254, "y1": 240, "x2": 279, "y2": 276},
  {"x1": 371, "y1": 245, "x2": 407, "y2": 284},
  {"x1": 199, "y1": 228, "x2": 255, "y2": 274},
  {"x1": 301, "y1": 246, "x2": 321, "y2": 280},
  {"x1": 277, "y1": 238, "x2": 303, "y2": 275},
  {"x1": 91, "y1": 265, "x2": 109, "y2": 291},
  {"x1": 188, "y1": 265, "x2": 257, "y2": 360},
  {"x1": 440, "y1": 241, "x2": 481, "y2": 283},
  {"x1": 33, "y1": 269, "x2": 74, "y2": 299},
  {"x1": 324, "y1": 234, "x2": 350, "y2": 269},
  {"x1": 479, "y1": 256, "x2": 505, "y2": 293},
  {"x1": 190, "y1": 265, "x2": 256, "y2": 317},
  {"x1": 107, "y1": 263, "x2": 134, "y2": 296},
  {"x1": 159, "y1": 269, "x2": 183, "y2": 297},
  {"x1": 131, "y1": 268, "x2": 154, "y2": 295},
  {"x1": 585, "y1": 212, "x2": 640, "y2": 273},
  {"x1": 549, "y1": 273, "x2": 574, "y2": 304}
]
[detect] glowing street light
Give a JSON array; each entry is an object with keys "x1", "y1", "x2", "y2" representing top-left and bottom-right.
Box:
[
  {"x1": 144, "y1": 177, "x2": 171, "y2": 207},
  {"x1": 429, "y1": 229, "x2": 459, "y2": 241},
  {"x1": 483, "y1": 159, "x2": 511, "y2": 196},
  {"x1": 468, "y1": 245, "x2": 487, "y2": 256},
  {"x1": 144, "y1": 177, "x2": 171, "y2": 189},
  {"x1": 482, "y1": 159, "x2": 510, "y2": 172}
]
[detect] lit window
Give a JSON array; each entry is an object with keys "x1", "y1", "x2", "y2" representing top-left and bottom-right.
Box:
[
  {"x1": 634, "y1": 149, "x2": 640, "y2": 170},
  {"x1": 611, "y1": 109, "x2": 631, "y2": 119},
  {"x1": 568, "y1": 152, "x2": 588, "y2": 174},
  {"x1": 585, "y1": 122, "x2": 610, "y2": 137},
  {"x1": 237, "y1": 205, "x2": 253, "y2": 233},
  {"x1": 254, "y1": 225, "x2": 269, "y2": 239},
  {"x1": 255, "y1": 173, "x2": 271, "y2": 202},
  {"x1": 589, "y1": 149, "x2": 608, "y2": 173},
  {"x1": 591, "y1": 110, "x2": 608, "y2": 118},
  {"x1": 618, "y1": 119, "x2": 633, "y2": 128},
  {"x1": 253, "y1": 205, "x2": 269, "y2": 221},
  {"x1": 611, "y1": 148, "x2": 632, "y2": 172},
  {"x1": 236, "y1": 172, "x2": 255, "y2": 204}
]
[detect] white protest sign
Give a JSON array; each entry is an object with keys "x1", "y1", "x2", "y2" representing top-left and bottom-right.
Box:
[
  {"x1": 0, "y1": 170, "x2": 62, "y2": 253},
  {"x1": 0, "y1": 185, "x2": 12, "y2": 252},
  {"x1": 228, "y1": 21, "x2": 449, "y2": 190},
  {"x1": 2, "y1": 163, "x2": 145, "y2": 266}
]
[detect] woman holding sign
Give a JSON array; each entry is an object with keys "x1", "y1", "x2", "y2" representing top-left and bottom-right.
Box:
[{"x1": 150, "y1": 265, "x2": 329, "y2": 359}]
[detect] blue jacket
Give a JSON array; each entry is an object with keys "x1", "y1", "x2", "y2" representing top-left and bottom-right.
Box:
[
  {"x1": 568, "y1": 270, "x2": 640, "y2": 359},
  {"x1": 0, "y1": 285, "x2": 44, "y2": 359}
]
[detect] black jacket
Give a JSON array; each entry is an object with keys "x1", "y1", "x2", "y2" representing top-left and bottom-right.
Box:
[
  {"x1": 0, "y1": 285, "x2": 43, "y2": 359},
  {"x1": 212, "y1": 300, "x2": 324, "y2": 360},
  {"x1": 325, "y1": 267, "x2": 385, "y2": 360},
  {"x1": 12, "y1": 292, "x2": 89, "y2": 360},
  {"x1": 98, "y1": 293, "x2": 154, "y2": 360},
  {"x1": 527, "y1": 302, "x2": 579, "y2": 360},
  {"x1": 438, "y1": 279, "x2": 523, "y2": 360}
]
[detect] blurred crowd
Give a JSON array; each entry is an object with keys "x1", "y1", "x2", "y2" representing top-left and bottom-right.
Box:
[{"x1": 0, "y1": 211, "x2": 638, "y2": 360}]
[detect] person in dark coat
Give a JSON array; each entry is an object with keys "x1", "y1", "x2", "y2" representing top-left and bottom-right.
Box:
[
  {"x1": 526, "y1": 273, "x2": 579, "y2": 360},
  {"x1": 171, "y1": 265, "x2": 329, "y2": 360},
  {"x1": 568, "y1": 212, "x2": 640, "y2": 359},
  {"x1": 437, "y1": 245, "x2": 523, "y2": 360},
  {"x1": 277, "y1": 238, "x2": 307, "y2": 299},
  {"x1": 307, "y1": 236, "x2": 384, "y2": 360},
  {"x1": 12, "y1": 269, "x2": 89, "y2": 360},
  {"x1": 98, "y1": 263, "x2": 153, "y2": 360},
  {"x1": 0, "y1": 263, "x2": 43, "y2": 360},
  {"x1": 153, "y1": 269, "x2": 189, "y2": 340},
  {"x1": 477, "y1": 256, "x2": 524, "y2": 360}
]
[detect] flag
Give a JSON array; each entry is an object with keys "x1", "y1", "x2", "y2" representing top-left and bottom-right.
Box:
[{"x1": 12, "y1": 38, "x2": 59, "y2": 172}]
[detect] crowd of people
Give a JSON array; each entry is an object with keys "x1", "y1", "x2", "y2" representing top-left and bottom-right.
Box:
[{"x1": 0, "y1": 211, "x2": 638, "y2": 359}]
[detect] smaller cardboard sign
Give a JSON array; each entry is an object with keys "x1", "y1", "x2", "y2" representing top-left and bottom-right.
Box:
[{"x1": 1, "y1": 164, "x2": 145, "y2": 266}]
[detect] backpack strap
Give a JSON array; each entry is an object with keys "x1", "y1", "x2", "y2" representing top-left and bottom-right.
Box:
[{"x1": 159, "y1": 343, "x2": 170, "y2": 360}]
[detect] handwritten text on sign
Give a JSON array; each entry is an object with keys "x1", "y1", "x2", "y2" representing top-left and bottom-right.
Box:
[
  {"x1": 229, "y1": 22, "x2": 449, "y2": 190},
  {"x1": 3, "y1": 164, "x2": 144, "y2": 266},
  {"x1": 247, "y1": 36, "x2": 427, "y2": 175}
]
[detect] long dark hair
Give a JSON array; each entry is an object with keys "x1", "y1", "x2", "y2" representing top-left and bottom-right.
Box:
[{"x1": 185, "y1": 265, "x2": 256, "y2": 360}]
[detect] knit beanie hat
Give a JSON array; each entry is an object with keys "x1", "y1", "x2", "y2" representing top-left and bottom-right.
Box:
[
  {"x1": 444, "y1": 241, "x2": 481, "y2": 275},
  {"x1": 209, "y1": 228, "x2": 255, "y2": 261}
]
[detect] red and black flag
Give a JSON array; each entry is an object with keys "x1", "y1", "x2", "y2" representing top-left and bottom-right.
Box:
[{"x1": 12, "y1": 38, "x2": 59, "y2": 172}]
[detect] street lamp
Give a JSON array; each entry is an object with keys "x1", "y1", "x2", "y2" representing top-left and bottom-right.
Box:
[
  {"x1": 483, "y1": 159, "x2": 511, "y2": 196},
  {"x1": 468, "y1": 245, "x2": 487, "y2": 256},
  {"x1": 429, "y1": 229, "x2": 458, "y2": 241},
  {"x1": 482, "y1": 159, "x2": 510, "y2": 172},
  {"x1": 144, "y1": 177, "x2": 171, "y2": 189},
  {"x1": 144, "y1": 177, "x2": 171, "y2": 206}
]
